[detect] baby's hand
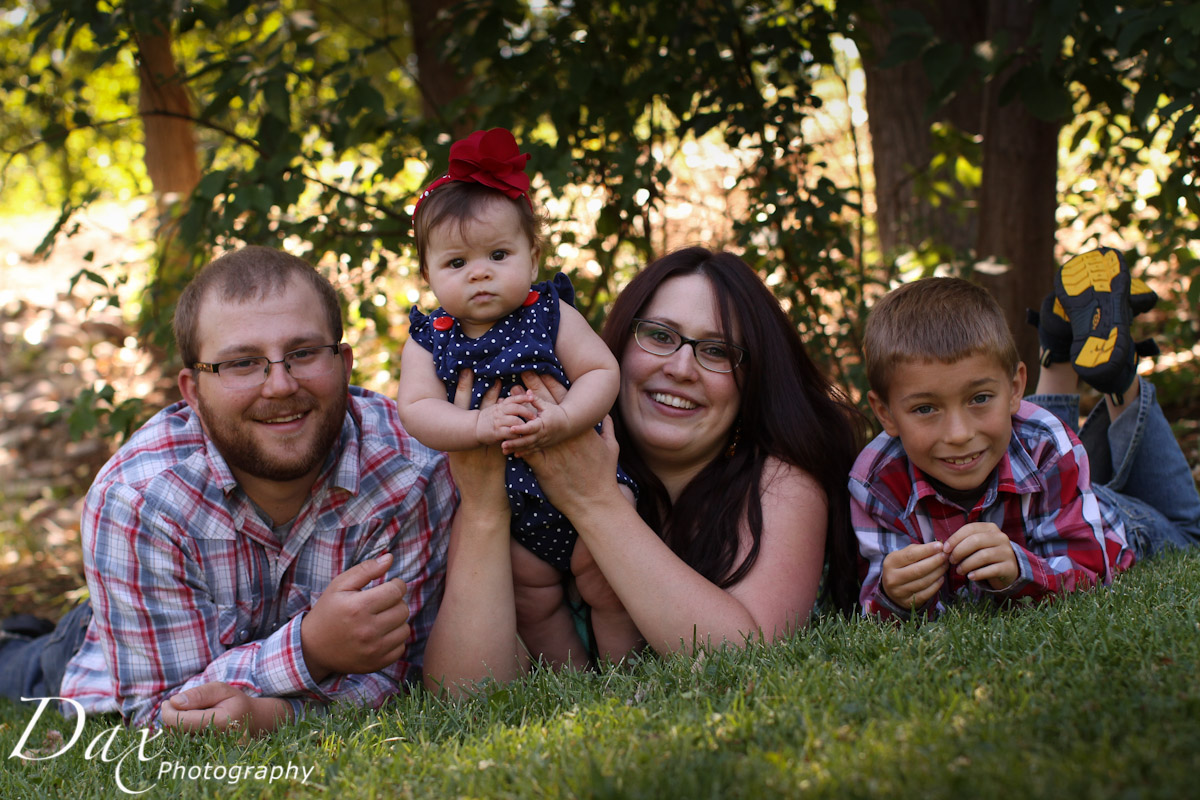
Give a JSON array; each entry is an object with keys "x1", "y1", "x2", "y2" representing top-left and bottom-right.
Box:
[
  {"x1": 501, "y1": 392, "x2": 572, "y2": 455},
  {"x1": 475, "y1": 395, "x2": 536, "y2": 445},
  {"x1": 880, "y1": 541, "x2": 947, "y2": 610},
  {"x1": 944, "y1": 522, "x2": 1019, "y2": 591}
]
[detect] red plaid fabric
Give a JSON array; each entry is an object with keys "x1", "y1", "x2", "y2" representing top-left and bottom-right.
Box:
[
  {"x1": 852, "y1": 401, "x2": 1133, "y2": 620},
  {"x1": 59, "y1": 387, "x2": 454, "y2": 727}
]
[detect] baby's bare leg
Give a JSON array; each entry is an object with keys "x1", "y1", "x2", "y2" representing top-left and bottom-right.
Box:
[
  {"x1": 573, "y1": 486, "x2": 644, "y2": 664},
  {"x1": 511, "y1": 540, "x2": 590, "y2": 670}
]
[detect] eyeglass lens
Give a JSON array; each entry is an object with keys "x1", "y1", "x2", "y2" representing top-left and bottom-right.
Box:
[
  {"x1": 220, "y1": 346, "x2": 338, "y2": 388},
  {"x1": 633, "y1": 321, "x2": 741, "y2": 372}
]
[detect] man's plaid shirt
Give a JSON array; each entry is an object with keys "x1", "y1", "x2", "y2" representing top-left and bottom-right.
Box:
[{"x1": 60, "y1": 387, "x2": 454, "y2": 727}]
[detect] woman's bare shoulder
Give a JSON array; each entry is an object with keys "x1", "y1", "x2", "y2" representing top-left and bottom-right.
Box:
[{"x1": 760, "y1": 456, "x2": 826, "y2": 503}]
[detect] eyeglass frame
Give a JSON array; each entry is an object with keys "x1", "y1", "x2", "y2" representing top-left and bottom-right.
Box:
[
  {"x1": 192, "y1": 343, "x2": 344, "y2": 387},
  {"x1": 630, "y1": 319, "x2": 748, "y2": 373}
]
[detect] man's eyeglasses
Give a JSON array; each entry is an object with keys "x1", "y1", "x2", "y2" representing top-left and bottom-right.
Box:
[
  {"x1": 193, "y1": 344, "x2": 343, "y2": 389},
  {"x1": 631, "y1": 319, "x2": 747, "y2": 373}
]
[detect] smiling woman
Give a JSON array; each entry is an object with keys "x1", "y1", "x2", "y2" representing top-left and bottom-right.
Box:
[{"x1": 423, "y1": 247, "x2": 865, "y2": 695}]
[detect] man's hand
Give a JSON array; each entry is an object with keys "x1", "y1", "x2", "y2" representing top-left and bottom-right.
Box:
[
  {"x1": 448, "y1": 372, "x2": 512, "y2": 516},
  {"x1": 944, "y1": 522, "x2": 1019, "y2": 591},
  {"x1": 300, "y1": 552, "x2": 411, "y2": 683},
  {"x1": 880, "y1": 542, "x2": 948, "y2": 610},
  {"x1": 163, "y1": 682, "x2": 294, "y2": 737}
]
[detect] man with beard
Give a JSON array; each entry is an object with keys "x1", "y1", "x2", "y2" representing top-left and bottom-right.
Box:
[{"x1": 0, "y1": 246, "x2": 455, "y2": 732}]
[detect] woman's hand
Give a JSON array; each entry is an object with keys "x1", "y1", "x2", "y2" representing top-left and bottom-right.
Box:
[{"x1": 512, "y1": 372, "x2": 624, "y2": 516}]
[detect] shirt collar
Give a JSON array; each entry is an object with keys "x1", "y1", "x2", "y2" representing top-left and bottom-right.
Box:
[
  {"x1": 328, "y1": 400, "x2": 363, "y2": 496},
  {"x1": 899, "y1": 427, "x2": 1043, "y2": 519}
]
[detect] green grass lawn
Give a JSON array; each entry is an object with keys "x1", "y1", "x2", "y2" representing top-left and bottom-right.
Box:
[{"x1": 4, "y1": 549, "x2": 1198, "y2": 799}]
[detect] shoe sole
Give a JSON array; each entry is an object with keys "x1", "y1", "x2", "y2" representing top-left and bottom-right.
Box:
[
  {"x1": 1059, "y1": 249, "x2": 1125, "y2": 368},
  {"x1": 1130, "y1": 277, "x2": 1158, "y2": 315},
  {"x1": 1055, "y1": 248, "x2": 1134, "y2": 393}
]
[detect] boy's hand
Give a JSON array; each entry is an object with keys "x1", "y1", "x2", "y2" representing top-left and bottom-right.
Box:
[
  {"x1": 881, "y1": 542, "x2": 948, "y2": 610},
  {"x1": 475, "y1": 394, "x2": 537, "y2": 445},
  {"x1": 944, "y1": 522, "x2": 1019, "y2": 590}
]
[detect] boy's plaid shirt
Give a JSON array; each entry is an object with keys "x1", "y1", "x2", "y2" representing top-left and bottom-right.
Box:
[
  {"x1": 59, "y1": 387, "x2": 454, "y2": 727},
  {"x1": 851, "y1": 400, "x2": 1133, "y2": 620}
]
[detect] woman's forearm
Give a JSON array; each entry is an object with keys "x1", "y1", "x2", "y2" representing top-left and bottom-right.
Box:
[
  {"x1": 523, "y1": 418, "x2": 769, "y2": 655},
  {"x1": 565, "y1": 495, "x2": 763, "y2": 655}
]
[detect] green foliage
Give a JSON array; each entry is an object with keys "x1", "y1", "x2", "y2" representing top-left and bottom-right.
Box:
[
  {"x1": 858, "y1": 0, "x2": 1198, "y2": 356},
  {"x1": 4, "y1": 0, "x2": 439, "y2": 389},
  {"x1": 0, "y1": 3, "x2": 147, "y2": 212},
  {"x1": 47, "y1": 383, "x2": 146, "y2": 444},
  {"x1": 1055, "y1": 0, "x2": 1200, "y2": 364},
  {"x1": 449, "y1": 0, "x2": 873, "y2": 388},
  {"x1": 3, "y1": 549, "x2": 1199, "y2": 798},
  {"x1": 2, "y1": 0, "x2": 1197, "y2": 439}
]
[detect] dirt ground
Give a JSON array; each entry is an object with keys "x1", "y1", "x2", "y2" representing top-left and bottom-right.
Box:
[
  {"x1": 0, "y1": 204, "x2": 176, "y2": 619},
  {"x1": 2, "y1": 206, "x2": 1198, "y2": 622}
]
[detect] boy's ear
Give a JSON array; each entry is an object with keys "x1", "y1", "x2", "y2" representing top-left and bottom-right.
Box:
[
  {"x1": 866, "y1": 390, "x2": 900, "y2": 437},
  {"x1": 1009, "y1": 361, "x2": 1028, "y2": 413}
]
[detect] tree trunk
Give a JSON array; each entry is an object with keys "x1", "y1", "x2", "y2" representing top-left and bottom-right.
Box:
[
  {"x1": 137, "y1": 30, "x2": 200, "y2": 219},
  {"x1": 859, "y1": 0, "x2": 1058, "y2": 369},
  {"x1": 974, "y1": 0, "x2": 1061, "y2": 370},
  {"x1": 408, "y1": 0, "x2": 472, "y2": 132},
  {"x1": 857, "y1": 0, "x2": 986, "y2": 262},
  {"x1": 136, "y1": 27, "x2": 201, "y2": 354}
]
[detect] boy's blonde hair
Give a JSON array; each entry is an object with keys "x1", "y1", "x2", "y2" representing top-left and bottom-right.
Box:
[{"x1": 864, "y1": 277, "x2": 1020, "y2": 401}]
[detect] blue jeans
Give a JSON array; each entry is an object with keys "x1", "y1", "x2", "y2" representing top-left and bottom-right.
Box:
[
  {"x1": 1028, "y1": 377, "x2": 1200, "y2": 561},
  {"x1": 0, "y1": 601, "x2": 92, "y2": 701}
]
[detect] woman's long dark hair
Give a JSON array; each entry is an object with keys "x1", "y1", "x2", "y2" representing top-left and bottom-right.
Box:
[{"x1": 602, "y1": 248, "x2": 864, "y2": 614}]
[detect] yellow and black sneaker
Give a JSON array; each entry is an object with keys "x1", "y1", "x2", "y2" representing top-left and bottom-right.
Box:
[
  {"x1": 1027, "y1": 292, "x2": 1073, "y2": 368},
  {"x1": 1054, "y1": 247, "x2": 1158, "y2": 403}
]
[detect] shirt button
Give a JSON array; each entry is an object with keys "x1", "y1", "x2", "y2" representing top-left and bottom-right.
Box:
[{"x1": 240, "y1": 629, "x2": 250, "y2": 642}]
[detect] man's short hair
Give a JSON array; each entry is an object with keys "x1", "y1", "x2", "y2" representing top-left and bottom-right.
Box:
[
  {"x1": 173, "y1": 246, "x2": 343, "y2": 367},
  {"x1": 864, "y1": 277, "x2": 1020, "y2": 401}
]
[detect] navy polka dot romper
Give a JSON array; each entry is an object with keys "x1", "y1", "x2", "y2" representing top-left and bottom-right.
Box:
[{"x1": 409, "y1": 272, "x2": 636, "y2": 571}]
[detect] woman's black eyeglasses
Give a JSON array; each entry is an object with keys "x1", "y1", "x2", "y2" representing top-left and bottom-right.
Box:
[{"x1": 631, "y1": 319, "x2": 747, "y2": 373}]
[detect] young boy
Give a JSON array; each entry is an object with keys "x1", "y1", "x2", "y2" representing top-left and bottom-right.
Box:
[{"x1": 851, "y1": 248, "x2": 1200, "y2": 619}]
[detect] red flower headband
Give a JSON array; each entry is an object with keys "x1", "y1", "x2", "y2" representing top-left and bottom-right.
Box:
[{"x1": 412, "y1": 128, "x2": 532, "y2": 223}]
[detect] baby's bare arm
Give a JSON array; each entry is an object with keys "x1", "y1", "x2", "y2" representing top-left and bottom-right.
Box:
[{"x1": 397, "y1": 340, "x2": 531, "y2": 450}]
